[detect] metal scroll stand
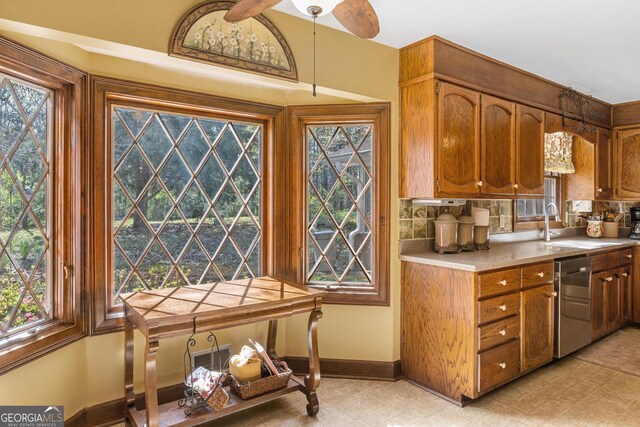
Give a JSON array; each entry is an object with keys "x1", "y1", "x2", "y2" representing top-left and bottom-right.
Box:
[{"x1": 178, "y1": 318, "x2": 222, "y2": 416}]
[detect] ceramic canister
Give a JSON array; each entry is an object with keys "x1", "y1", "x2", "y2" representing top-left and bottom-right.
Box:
[
  {"x1": 433, "y1": 213, "x2": 459, "y2": 253},
  {"x1": 457, "y1": 215, "x2": 475, "y2": 250},
  {"x1": 602, "y1": 221, "x2": 619, "y2": 238},
  {"x1": 587, "y1": 220, "x2": 603, "y2": 238}
]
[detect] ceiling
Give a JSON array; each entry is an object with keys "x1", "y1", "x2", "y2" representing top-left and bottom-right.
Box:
[{"x1": 274, "y1": 0, "x2": 640, "y2": 104}]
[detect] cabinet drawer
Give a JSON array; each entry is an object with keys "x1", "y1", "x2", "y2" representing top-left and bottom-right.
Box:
[
  {"x1": 622, "y1": 249, "x2": 633, "y2": 265},
  {"x1": 591, "y1": 254, "x2": 607, "y2": 273},
  {"x1": 521, "y1": 262, "x2": 554, "y2": 288},
  {"x1": 478, "y1": 293, "x2": 520, "y2": 324},
  {"x1": 478, "y1": 268, "x2": 520, "y2": 298},
  {"x1": 478, "y1": 339, "x2": 520, "y2": 394},
  {"x1": 607, "y1": 251, "x2": 622, "y2": 269},
  {"x1": 478, "y1": 316, "x2": 519, "y2": 352}
]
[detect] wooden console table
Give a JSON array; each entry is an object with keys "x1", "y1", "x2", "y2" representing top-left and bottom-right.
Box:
[{"x1": 121, "y1": 276, "x2": 323, "y2": 427}]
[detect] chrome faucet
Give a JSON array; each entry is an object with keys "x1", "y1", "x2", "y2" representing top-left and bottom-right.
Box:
[{"x1": 544, "y1": 202, "x2": 559, "y2": 242}]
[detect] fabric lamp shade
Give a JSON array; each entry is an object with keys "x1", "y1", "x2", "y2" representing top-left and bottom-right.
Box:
[
  {"x1": 291, "y1": 0, "x2": 343, "y2": 16},
  {"x1": 544, "y1": 132, "x2": 575, "y2": 174}
]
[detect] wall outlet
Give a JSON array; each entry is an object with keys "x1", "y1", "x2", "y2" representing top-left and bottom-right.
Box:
[{"x1": 500, "y1": 215, "x2": 509, "y2": 230}]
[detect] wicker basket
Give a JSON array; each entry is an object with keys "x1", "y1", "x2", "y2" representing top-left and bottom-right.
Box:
[{"x1": 229, "y1": 361, "x2": 292, "y2": 400}]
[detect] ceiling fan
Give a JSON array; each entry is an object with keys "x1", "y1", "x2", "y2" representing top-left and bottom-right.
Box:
[{"x1": 224, "y1": 0, "x2": 380, "y2": 39}]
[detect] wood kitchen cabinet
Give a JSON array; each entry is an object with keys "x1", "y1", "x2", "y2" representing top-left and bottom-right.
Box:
[
  {"x1": 591, "y1": 271, "x2": 607, "y2": 339},
  {"x1": 591, "y1": 249, "x2": 632, "y2": 340},
  {"x1": 595, "y1": 128, "x2": 613, "y2": 200},
  {"x1": 437, "y1": 82, "x2": 481, "y2": 195},
  {"x1": 481, "y1": 95, "x2": 516, "y2": 195},
  {"x1": 621, "y1": 266, "x2": 632, "y2": 325},
  {"x1": 606, "y1": 270, "x2": 622, "y2": 332},
  {"x1": 520, "y1": 283, "x2": 555, "y2": 372},
  {"x1": 615, "y1": 128, "x2": 640, "y2": 199},
  {"x1": 402, "y1": 260, "x2": 555, "y2": 404},
  {"x1": 515, "y1": 105, "x2": 545, "y2": 196}
]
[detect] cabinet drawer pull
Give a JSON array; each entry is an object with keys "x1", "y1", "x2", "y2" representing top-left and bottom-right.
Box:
[
  {"x1": 605, "y1": 277, "x2": 613, "y2": 282},
  {"x1": 499, "y1": 329, "x2": 507, "y2": 336},
  {"x1": 626, "y1": 254, "x2": 633, "y2": 259},
  {"x1": 536, "y1": 272, "x2": 545, "y2": 278},
  {"x1": 499, "y1": 305, "x2": 507, "y2": 311},
  {"x1": 546, "y1": 291, "x2": 558, "y2": 298},
  {"x1": 499, "y1": 363, "x2": 507, "y2": 369},
  {"x1": 499, "y1": 279, "x2": 507, "y2": 286}
]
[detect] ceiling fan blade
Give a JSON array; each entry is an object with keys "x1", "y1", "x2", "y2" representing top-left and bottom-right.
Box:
[
  {"x1": 224, "y1": 0, "x2": 283, "y2": 22},
  {"x1": 332, "y1": 0, "x2": 380, "y2": 39}
]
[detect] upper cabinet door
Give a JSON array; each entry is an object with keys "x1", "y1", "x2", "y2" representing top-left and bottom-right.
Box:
[
  {"x1": 437, "y1": 82, "x2": 481, "y2": 195},
  {"x1": 516, "y1": 105, "x2": 545, "y2": 195},
  {"x1": 595, "y1": 128, "x2": 613, "y2": 200},
  {"x1": 616, "y1": 128, "x2": 640, "y2": 199},
  {"x1": 481, "y1": 95, "x2": 516, "y2": 195}
]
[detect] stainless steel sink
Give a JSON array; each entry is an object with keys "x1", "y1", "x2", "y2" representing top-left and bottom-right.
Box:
[{"x1": 543, "y1": 239, "x2": 622, "y2": 250}]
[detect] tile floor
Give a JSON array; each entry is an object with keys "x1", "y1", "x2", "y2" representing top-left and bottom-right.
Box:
[{"x1": 208, "y1": 356, "x2": 640, "y2": 426}]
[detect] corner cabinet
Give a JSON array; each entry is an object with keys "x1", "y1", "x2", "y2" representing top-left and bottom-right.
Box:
[
  {"x1": 437, "y1": 82, "x2": 481, "y2": 195},
  {"x1": 615, "y1": 128, "x2": 640, "y2": 199},
  {"x1": 400, "y1": 79, "x2": 545, "y2": 199}
]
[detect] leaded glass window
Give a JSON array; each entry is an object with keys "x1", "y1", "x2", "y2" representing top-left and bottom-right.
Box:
[
  {"x1": 0, "y1": 75, "x2": 52, "y2": 337},
  {"x1": 111, "y1": 107, "x2": 262, "y2": 303},
  {"x1": 306, "y1": 124, "x2": 373, "y2": 287}
]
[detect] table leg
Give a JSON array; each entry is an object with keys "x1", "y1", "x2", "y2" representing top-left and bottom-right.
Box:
[
  {"x1": 124, "y1": 310, "x2": 135, "y2": 409},
  {"x1": 304, "y1": 309, "x2": 323, "y2": 416},
  {"x1": 144, "y1": 339, "x2": 160, "y2": 427},
  {"x1": 267, "y1": 319, "x2": 278, "y2": 359}
]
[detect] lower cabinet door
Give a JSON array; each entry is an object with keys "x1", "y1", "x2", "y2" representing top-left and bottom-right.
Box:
[
  {"x1": 621, "y1": 268, "x2": 632, "y2": 325},
  {"x1": 592, "y1": 272, "x2": 607, "y2": 339},
  {"x1": 520, "y1": 284, "x2": 555, "y2": 372},
  {"x1": 478, "y1": 339, "x2": 520, "y2": 394},
  {"x1": 606, "y1": 270, "x2": 622, "y2": 332}
]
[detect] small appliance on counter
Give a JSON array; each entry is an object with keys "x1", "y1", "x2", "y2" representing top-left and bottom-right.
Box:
[
  {"x1": 630, "y1": 207, "x2": 640, "y2": 240},
  {"x1": 433, "y1": 213, "x2": 459, "y2": 254}
]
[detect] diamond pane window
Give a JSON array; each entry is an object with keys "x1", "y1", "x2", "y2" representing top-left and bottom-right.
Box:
[
  {"x1": 306, "y1": 124, "x2": 373, "y2": 287},
  {"x1": 111, "y1": 107, "x2": 262, "y2": 304},
  {"x1": 0, "y1": 75, "x2": 52, "y2": 338}
]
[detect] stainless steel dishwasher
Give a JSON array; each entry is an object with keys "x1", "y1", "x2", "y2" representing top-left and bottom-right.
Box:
[{"x1": 554, "y1": 256, "x2": 592, "y2": 358}]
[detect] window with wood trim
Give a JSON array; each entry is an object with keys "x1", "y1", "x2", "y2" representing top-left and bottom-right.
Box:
[
  {"x1": 515, "y1": 173, "x2": 563, "y2": 230},
  {"x1": 284, "y1": 105, "x2": 390, "y2": 305},
  {"x1": 91, "y1": 77, "x2": 282, "y2": 334},
  {"x1": 0, "y1": 36, "x2": 86, "y2": 374}
]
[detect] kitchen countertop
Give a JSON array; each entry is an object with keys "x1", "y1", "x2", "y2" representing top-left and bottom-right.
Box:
[{"x1": 399, "y1": 237, "x2": 638, "y2": 272}]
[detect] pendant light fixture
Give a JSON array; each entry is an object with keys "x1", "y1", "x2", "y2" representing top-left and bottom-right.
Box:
[{"x1": 291, "y1": 1, "x2": 343, "y2": 96}]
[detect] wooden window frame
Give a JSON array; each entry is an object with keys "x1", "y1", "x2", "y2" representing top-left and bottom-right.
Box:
[
  {"x1": 514, "y1": 174, "x2": 564, "y2": 230},
  {"x1": 0, "y1": 36, "x2": 87, "y2": 374},
  {"x1": 282, "y1": 104, "x2": 390, "y2": 306},
  {"x1": 89, "y1": 76, "x2": 284, "y2": 334}
]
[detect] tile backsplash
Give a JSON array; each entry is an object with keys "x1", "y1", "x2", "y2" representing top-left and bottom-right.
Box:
[
  {"x1": 566, "y1": 200, "x2": 640, "y2": 228},
  {"x1": 399, "y1": 199, "x2": 513, "y2": 241}
]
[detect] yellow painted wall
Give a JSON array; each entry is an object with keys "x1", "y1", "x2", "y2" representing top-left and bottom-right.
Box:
[{"x1": 0, "y1": 0, "x2": 400, "y2": 419}]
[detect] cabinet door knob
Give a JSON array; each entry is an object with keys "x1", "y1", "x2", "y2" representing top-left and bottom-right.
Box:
[
  {"x1": 598, "y1": 188, "x2": 603, "y2": 193},
  {"x1": 623, "y1": 273, "x2": 629, "y2": 277},
  {"x1": 537, "y1": 272, "x2": 545, "y2": 278},
  {"x1": 499, "y1": 329, "x2": 507, "y2": 336},
  {"x1": 500, "y1": 279, "x2": 507, "y2": 286},
  {"x1": 626, "y1": 254, "x2": 633, "y2": 259},
  {"x1": 605, "y1": 277, "x2": 613, "y2": 282},
  {"x1": 499, "y1": 363, "x2": 507, "y2": 369},
  {"x1": 513, "y1": 183, "x2": 519, "y2": 189},
  {"x1": 499, "y1": 305, "x2": 507, "y2": 311},
  {"x1": 477, "y1": 181, "x2": 483, "y2": 187}
]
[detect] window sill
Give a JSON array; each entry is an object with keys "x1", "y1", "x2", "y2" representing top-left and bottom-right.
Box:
[
  {"x1": 310, "y1": 285, "x2": 389, "y2": 306},
  {"x1": 0, "y1": 320, "x2": 86, "y2": 375},
  {"x1": 514, "y1": 221, "x2": 564, "y2": 231}
]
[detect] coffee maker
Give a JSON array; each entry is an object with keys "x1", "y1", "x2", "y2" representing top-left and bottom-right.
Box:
[{"x1": 629, "y1": 207, "x2": 640, "y2": 239}]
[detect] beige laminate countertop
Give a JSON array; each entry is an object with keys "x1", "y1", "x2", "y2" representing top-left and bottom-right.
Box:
[{"x1": 399, "y1": 237, "x2": 638, "y2": 272}]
